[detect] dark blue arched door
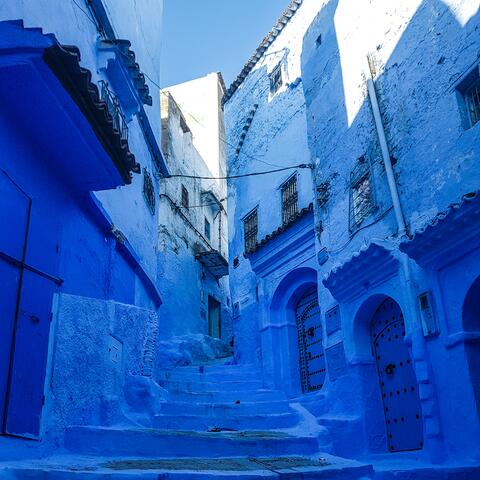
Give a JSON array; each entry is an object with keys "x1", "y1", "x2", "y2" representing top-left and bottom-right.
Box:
[
  {"x1": 295, "y1": 288, "x2": 325, "y2": 393},
  {"x1": 372, "y1": 298, "x2": 423, "y2": 452}
]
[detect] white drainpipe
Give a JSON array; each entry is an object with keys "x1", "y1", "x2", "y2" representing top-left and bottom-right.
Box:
[{"x1": 365, "y1": 58, "x2": 407, "y2": 237}]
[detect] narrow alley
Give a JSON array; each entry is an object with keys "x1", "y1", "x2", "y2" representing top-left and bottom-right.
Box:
[{"x1": 0, "y1": 0, "x2": 479, "y2": 478}]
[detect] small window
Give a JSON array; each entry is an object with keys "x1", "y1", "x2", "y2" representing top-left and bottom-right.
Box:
[
  {"x1": 465, "y1": 80, "x2": 480, "y2": 127},
  {"x1": 243, "y1": 208, "x2": 258, "y2": 253},
  {"x1": 316, "y1": 34, "x2": 322, "y2": 47},
  {"x1": 181, "y1": 185, "x2": 189, "y2": 208},
  {"x1": 457, "y1": 65, "x2": 480, "y2": 128},
  {"x1": 143, "y1": 168, "x2": 155, "y2": 215},
  {"x1": 281, "y1": 175, "x2": 298, "y2": 225},
  {"x1": 204, "y1": 217, "x2": 211, "y2": 240},
  {"x1": 269, "y1": 63, "x2": 283, "y2": 94},
  {"x1": 349, "y1": 156, "x2": 375, "y2": 230}
]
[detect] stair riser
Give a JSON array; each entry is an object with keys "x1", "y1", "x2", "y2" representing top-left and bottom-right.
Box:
[
  {"x1": 65, "y1": 430, "x2": 320, "y2": 459},
  {"x1": 169, "y1": 391, "x2": 285, "y2": 403},
  {"x1": 160, "y1": 401, "x2": 292, "y2": 416},
  {"x1": 159, "y1": 380, "x2": 264, "y2": 392},
  {"x1": 153, "y1": 413, "x2": 298, "y2": 431},
  {"x1": 158, "y1": 372, "x2": 261, "y2": 384}
]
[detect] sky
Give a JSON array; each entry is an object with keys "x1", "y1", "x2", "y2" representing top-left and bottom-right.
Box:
[{"x1": 160, "y1": 0, "x2": 288, "y2": 88}]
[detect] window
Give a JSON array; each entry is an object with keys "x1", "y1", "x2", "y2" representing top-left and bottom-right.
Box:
[
  {"x1": 181, "y1": 185, "x2": 189, "y2": 208},
  {"x1": 465, "y1": 80, "x2": 480, "y2": 127},
  {"x1": 281, "y1": 175, "x2": 298, "y2": 225},
  {"x1": 269, "y1": 63, "x2": 283, "y2": 94},
  {"x1": 204, "y1": 217, "x2": 211, "y2": 240},
  {"x1": 457, "y1": 65, "x2": 480, "y2": 128},
  {"x1": 349, "y1": 156, "x2": 375, "y2": 230},
  {"x1": 143, "y1": 168, "x2": 155, "y2": 215},
  {"x1": 243, "y1": 208, "x2": 258, "y2": 253}
]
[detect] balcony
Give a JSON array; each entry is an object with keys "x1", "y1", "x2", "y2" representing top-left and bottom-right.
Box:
[{"x1": 196, "y1": 250, "x2": 229, "y2": 279}]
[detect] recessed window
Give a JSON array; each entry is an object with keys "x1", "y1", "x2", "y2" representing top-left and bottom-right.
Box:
[
  {"x1": 316, "y1": 34, "x2": 322, "y2": 47},
  {"x1": 269, "y1": 63, "x2": 283, "y2": 94},
  {"x1": 181, "y1": 184, "x2": 189, "y2": 208},
  {"x1": 204, "y1": 217, "x2": 211, "y2": 240},
  {"x1": 457, "y1": 65, "x2": 480, "y2": 128},
  {"x1": 143, "y1": 168, "x2": 155, "y2": 215},
  {"x1": 243, "y1": 208, "x2": 258, "y2": 253},
  {"x1": 349, "y1": 156, "x2": 375, "y2": 230},
  {"x1": 464, "y1": 80, "x2": 480, "y2": 127},
  {"x1": 281, "y1": 175, "x2": 298, "y2": 225}
]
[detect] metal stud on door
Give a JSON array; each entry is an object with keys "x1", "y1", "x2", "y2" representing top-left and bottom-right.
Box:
[
  {"x1": 295, "y1": 288, "x2": 325, "y2": 393},
  {"x1": 372, "y1": 298, "x2": 424, "y2": 452}
]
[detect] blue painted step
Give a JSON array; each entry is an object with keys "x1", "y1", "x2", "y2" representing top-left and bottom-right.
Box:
[
  {"x1": 159, "y1": 399, "x2": 293, "y2": 416},
  {"x1": 65, "y1": 426, "x2": 322, "y2": 459},
  {"x1": 168, "y1": 389, "x2": 286, "y2": 403},
  {"x1": 153, "y1": 411, "x2": 299, "y2": 431}
]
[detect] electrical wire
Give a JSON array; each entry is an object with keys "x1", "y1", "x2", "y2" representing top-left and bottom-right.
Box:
[
  {"x1": 71, "y1": 0, "x2": 98, "y2": 28},
  {"x1": 166, "y1": 164, "x2": 312, "y2": 180}
]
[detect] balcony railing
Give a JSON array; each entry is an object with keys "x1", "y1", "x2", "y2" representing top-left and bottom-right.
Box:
[{"x1": 99, "y1": 80, "x2": 128, "y2": 142}]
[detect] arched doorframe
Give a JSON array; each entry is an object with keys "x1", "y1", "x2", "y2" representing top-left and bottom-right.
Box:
[
  {"x1": 462, "y1": 275, "x2": 480, "y2": 419},
  {"x1": 352, "y1": 293, "x2": 424, "y2": 453},
  {"x1": 264, "y1": 267, "x2": 318, "y2": 396}
]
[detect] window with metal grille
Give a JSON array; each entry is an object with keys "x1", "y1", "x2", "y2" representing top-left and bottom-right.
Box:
[
  {"x1": 181, "y1": 185, "x2": 189, "y2": 208},
  {"x1": 204, "y1": 217, "x2": 211, "y2": 240},
  {"x1": 143, "y1": 168, "x2": 155, "y2": 215},
  {"x1": 281, "y1": 175, "x2": 298, "y2": 225},
  {"x1": 269, "y1": 63, "x2": 283, "y2": 94},
  {"x1": 465, "y1": 80, "x2": 480, "y2": 127},
  {"x1": 349, "y1": 156, "x2": 375, "y2": 230},
  {"x1": 243, "y1": 209, "x2": 258, "y2": 253}
]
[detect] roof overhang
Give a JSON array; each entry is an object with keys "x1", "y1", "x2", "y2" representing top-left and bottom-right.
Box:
[
  {"x1": 399, "y1": 192, "x2": 480, "y2": 270},
  {"x1": 323, "y1": 243, "x2": 400, "y2": 303},
  {"x1": 196, "y1": 250, "x2": 229, "y2": 279},
  {"x1": 0, "y1": 20, "x2": 139, "y2": 191}
]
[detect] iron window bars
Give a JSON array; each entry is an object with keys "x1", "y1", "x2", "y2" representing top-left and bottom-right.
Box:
[
  {"x1": 349, "y1": 156, "x2": 375, "y2": 231},
  {"x1": 465, "y1": 80, "x2": 480, "y2": 127},
  {"x1": 243, "y1": 208, "x2": 258, "y2": 253},
  {"x1": 143, "y1": 168, "x2": 155, "y2": 215},
  {"x1": 99, "y1": 80, "x2": 128, "y2": 142},
  {"x1": 270, "y1": 63, "x2": 283, "y2": 94},
  {"x1": 281, "y1": 175, "x2": 298, "y2": 225}
]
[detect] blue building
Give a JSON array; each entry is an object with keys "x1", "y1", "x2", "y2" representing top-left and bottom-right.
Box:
[
  {"x1": 0, "y1": 0, "x2": 167, "y2": 458},
  {"x1": 225, "y1": 0, "x2": 480, "y2": 473}
]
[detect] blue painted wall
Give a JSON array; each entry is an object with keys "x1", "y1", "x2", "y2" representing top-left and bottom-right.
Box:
[{"x1": 301, "y1": 0, "x2": 480, "y2": 463}]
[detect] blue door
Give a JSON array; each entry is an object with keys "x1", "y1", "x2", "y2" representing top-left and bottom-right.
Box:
[
  {"x1": 295, "y1": 288, "x2": 325, "y2": 393},
  {"x1": 0, "y1": 171, "x2": 60, "y2": 438},
  {"x1": 372, "y1": 298, "x2": 424, "y2": 452}
]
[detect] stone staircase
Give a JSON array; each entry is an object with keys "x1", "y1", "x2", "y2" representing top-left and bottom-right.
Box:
[{"x1": 0, "y1": 362, "x2": 375, "y2": 479}]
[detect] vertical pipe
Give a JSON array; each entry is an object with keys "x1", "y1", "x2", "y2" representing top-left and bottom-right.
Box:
[{"x1": 365, "y1": 59, "x2": 407, "y2": 237}]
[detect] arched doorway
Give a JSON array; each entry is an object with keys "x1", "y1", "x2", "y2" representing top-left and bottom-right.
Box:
[
  {"x1": 371, "y1": 298, "x2": 423, "y2": 452},
  {"x1": 295, "y1": 287, "x2": 325, "y2": 393},
  {"x1": 463, "y1": 276, "x2": 480, "y2": 417}
]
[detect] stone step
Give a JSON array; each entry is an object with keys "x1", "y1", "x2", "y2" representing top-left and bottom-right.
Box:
[
  {"x1": 168, "y1": 389, "x2": 286, "y2": 403},
  {"x1": 157, "y1": 366, "x2": 261, "y2": 384},
  {"x1": 159, "y1": 399, "x2": 293, "y2": 416},
  {"x1": 153, "y1": 411, "x2": 299, "y2": 431},
  {"x1": 65, "y1": 426, "x2": 322, "y2": 459},
  {"x1": 159, "y1": 379, "x2": 264, "y2": 392},
  {"x1": 0, "y1": 454, "x2": 375, "y2": 479}
]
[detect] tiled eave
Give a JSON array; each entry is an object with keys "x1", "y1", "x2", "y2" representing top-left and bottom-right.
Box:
[
  {"x1": 43, "y1": 42, "x2": 140, "y2": 184},
  {"x1": 223, "y1": 0, "x2": 303, "y2": 105},
  {"x1": 247, "y1": 204, "x2": 315, "y2": 279},
  {"x1": 98, "y1": 39, "x2": 152, "y2": 106},
  {"x1": 323, "y1": 243, "x2": 400, "y2": 303},
  {"x1": 400, "y1": 192, "x2": 480, "y2": 269},
  {"x1": 247, "y1": 203, "x2": 313, "y2": 255}
]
